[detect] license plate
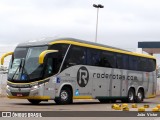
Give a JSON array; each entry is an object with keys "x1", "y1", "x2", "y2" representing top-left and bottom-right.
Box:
[{"x1": 17, "y1": 93, "x2": 23, "y2": 96}]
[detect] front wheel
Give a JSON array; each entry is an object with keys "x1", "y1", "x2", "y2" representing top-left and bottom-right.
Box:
[
  {"x1": 28, "y1": 99, "x2": 41, "y2": 105},
  {"x1": 54, "y1": 87, "x2": 72, "y2": 105}
]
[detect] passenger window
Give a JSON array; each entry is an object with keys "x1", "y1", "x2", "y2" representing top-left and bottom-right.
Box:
[
  {"x1": 138, "y1": 58, "x2": 147, "y2": 71},
  {"x1": 116, "y1": 54, "x2": 124, "y2": 69},
  {"x1": 100, "y1": 51, "x2": 116, "y2": 68},
  {"x1": 87, "y1": 48, "x2": 100, "y2": 66},
  {"x1": 148, "y1": 59, "x2": 156, "y2": 72},
  {"x1": 62, "y1": 46, "x2": 86, "y2": 69},
  {"x1": 129, "y1": 56, "x2": 138, "y2": 70},
  {"x1": 123, "y1": 55, "x2": 129, "y2": 69}
]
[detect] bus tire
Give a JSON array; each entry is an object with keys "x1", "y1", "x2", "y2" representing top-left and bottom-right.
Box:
[
  {"x1": 54, "y1": 87, "x2": 72, "y2": 105},
  {"x1": 135, "y1": 89, "x2": 144, "y2": 103},
  {"x1": 28, "y1": 99, "x2": 41, "y2": 105},
  {"x1": 127, "y1": 88, "x2": 135, "y2": 103},
  {"x1": 98, "y1": 99, "x2": 110, "y2": 103}
]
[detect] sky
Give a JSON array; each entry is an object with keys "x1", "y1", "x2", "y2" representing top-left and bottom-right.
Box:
[{"x1": 1, "y1": 0, "x2": 160, "y2": 65}]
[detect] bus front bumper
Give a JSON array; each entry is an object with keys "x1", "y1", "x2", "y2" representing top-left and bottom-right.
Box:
[{"x1": 6, "y1": 84, "x2": 52, "y2": 100}]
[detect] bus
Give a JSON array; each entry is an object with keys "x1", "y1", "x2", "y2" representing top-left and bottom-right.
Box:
[{"x1": 0, "y1": 38, "x2": 157, "y2": 104}]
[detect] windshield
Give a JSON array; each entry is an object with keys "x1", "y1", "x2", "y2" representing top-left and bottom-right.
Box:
[
  {"x1": 8, "y1": 46, "x2": 48, "y2": 82},
  {"x1": 8, "y1": 44, "x2": 69, "y2": 83}
]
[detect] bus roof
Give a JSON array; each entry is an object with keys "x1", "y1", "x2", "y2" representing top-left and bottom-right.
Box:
[{"x1": 17, "y1": 37, "x2": 155, "y2": 59}]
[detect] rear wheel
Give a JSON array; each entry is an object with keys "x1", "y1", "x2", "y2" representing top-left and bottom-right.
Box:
[
  {"x1": 122, "y1": 89, "x2": 135, "y2": 103},
  {"x1": 127, "y1": 88, "x2": 135, "y2": 103},
  {"x1": 135, "y1": 89, "x2": 144, "y2": 103},
  {"x1": 28, "y1": 99, "x2": 41, "y2": 105},
  {"x1": 54, "y1": 87, "x2": 72, "y2": 105}
]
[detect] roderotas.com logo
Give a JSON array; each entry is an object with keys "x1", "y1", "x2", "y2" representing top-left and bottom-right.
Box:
[{"x1": 77, "y1": 66, "x2": 89, "y2": 87}]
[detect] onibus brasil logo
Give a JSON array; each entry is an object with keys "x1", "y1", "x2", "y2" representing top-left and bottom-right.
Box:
[{"x1": 77, "y1": 66, "x2": 89, "y2": 87}]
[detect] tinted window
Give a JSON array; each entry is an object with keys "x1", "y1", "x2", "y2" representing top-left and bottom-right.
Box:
[
  {"x1": 87, "y1": 48, "x2": 100, "y2": 66},
  {"x1": 129, "y1": 56, "x2": 138, "y2": 70},
  {"x1": 123, "y1": 55, "x2": 129, "y2": 69},
  {"x1": 62, "y1": 45, "x2": 86, "y2": 70},
  {"x1": 49, "y1": 44, "x2": 69, "y2": 61},
  {"x1": 44, "y1": 58, "x2": 54, "y2": 77},
  {"x1": 137, "y1": 58, "x2": 147, "y2": 71},
  {"x1": 116, "y1": 54, "x2": 123, "y2": 69},
  {"x1": 100, "y1": 51, "x2": 116, "y2": 68},
  {"x1": 148, "y1": 59, "x2": 156, "y2": 72},
  {"x1": 116, "y1": 54, "x2": 129, "y2": 69},
  {"x1": 43, "y1": 44, "x2": 69, "y2": 77},
  {"x1": 14, "y1": 47, "x2": 28, "y2": 58}
]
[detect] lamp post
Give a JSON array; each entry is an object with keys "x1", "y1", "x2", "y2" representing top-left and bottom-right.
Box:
[{"x1": 93, "y1": 4, "x2": 104, "y2": 43}]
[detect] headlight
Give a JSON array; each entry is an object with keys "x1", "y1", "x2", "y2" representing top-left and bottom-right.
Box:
[
  {"x1": 6, "y1": 85, "x2": 9, "y2": 89},
  {"x1": 31, "y1": 85, "x2": 39, "y2": 90}
]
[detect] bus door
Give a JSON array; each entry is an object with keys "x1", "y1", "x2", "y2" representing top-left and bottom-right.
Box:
[{"x1": 43, "y1": 57, "x2": 56, "y2": 98}]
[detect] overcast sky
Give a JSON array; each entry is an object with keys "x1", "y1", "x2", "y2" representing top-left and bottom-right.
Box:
[{"x1": 1, "y1": 0, "x2": 160, "y2": 51}]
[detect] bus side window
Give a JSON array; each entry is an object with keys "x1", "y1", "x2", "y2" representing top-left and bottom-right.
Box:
[
  {"x1": 116, "y1": 54, "x2": 123, "y2": 69},
  {"x1": 116, "y1": 53, "x2": 129, "y2": 70},
  {"x1": 87, "y1": 48, "x2": 100, "y2": 66},
  {"x1": 100, "y1": 51, "x2": 116, "y2": 68},
  {"x1": 129, "y1": 56, "x2": 138, "y2": 70},
  {"x1": 138, "y1": 58, "x2": 147, "y2": 71},
  {"x1": 148, "y1": 59, "x2": 156, "y2": 72},
  {"x1": 123, "y1": 55, "x2": 129, "y2": 69},
  {"x1": 62, "y1": 46, "x2": 86, "y2": 70}
]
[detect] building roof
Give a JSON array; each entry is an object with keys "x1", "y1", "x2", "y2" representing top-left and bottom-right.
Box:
[{"x1": 138, "y1": 41, "x2": 160, "y2": 54}]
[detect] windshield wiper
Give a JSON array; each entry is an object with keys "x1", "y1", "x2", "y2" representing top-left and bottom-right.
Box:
[
  {"x1": 21, "y1": 59, "x2": 30, "y2": 80},
  {"x1": 11, "y1": 59, "x2": 22, "y2": 80}
]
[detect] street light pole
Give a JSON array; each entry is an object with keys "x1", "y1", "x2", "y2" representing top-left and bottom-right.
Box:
[{"x1": 93, "y1": 4, "x2": 104, "y2": 43}]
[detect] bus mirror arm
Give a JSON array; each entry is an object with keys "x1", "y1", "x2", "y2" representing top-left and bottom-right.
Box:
[
  {"x1": 39, "y1": 50, "x2": 58, "y2": 64},
  {"x1": 0, "y1": 52, "x2": 14, "y2": 65}
]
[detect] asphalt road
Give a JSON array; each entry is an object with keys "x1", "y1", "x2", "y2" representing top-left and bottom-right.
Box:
[
  {"x1": 0, "y1": 95, "x2": 160, "y2": 111},
  {"x1": 1, "y1": 96, "x2": 160, "y2": 120}
]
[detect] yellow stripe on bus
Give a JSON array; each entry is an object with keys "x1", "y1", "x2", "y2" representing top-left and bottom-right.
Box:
[
  {"x1": 7, "y1": 95, "x2": 51, "y2": 100},
  {"x1": 147, "y1": 94, "x2": 156, "y2": 98},
  {"x1": 49, "y1": 40, "x2": 155, "y2": 59},
  {"x1": 73, "y1": 96, "x2": 93, "y2": 99}
]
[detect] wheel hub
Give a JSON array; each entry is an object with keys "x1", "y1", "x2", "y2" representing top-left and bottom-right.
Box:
[
  {"x1": 138, "y1": 92, "x2": 142, "y2": 100},
  {"x1": 129, "y1": 92, "x2": 134, "y2": 101},
  {"x1": 61, "y1": 91, "x2": 68, "y2": 101}
]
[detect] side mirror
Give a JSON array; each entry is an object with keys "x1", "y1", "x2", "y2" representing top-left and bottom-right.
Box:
[
  {"x1": 39, "y1": 50, "x2": 58, "y2": 64},
  {"x1": 0, "y1": 52, "x2": 14, "y2": 65}
]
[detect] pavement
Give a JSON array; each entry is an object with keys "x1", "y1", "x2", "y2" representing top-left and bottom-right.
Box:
[
  {"x1": 0, "y1": 96, "x2": 160, "y2": 111},
  {"x1": 1, "y1": 97, "x2": 160, "y2": 120}
]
